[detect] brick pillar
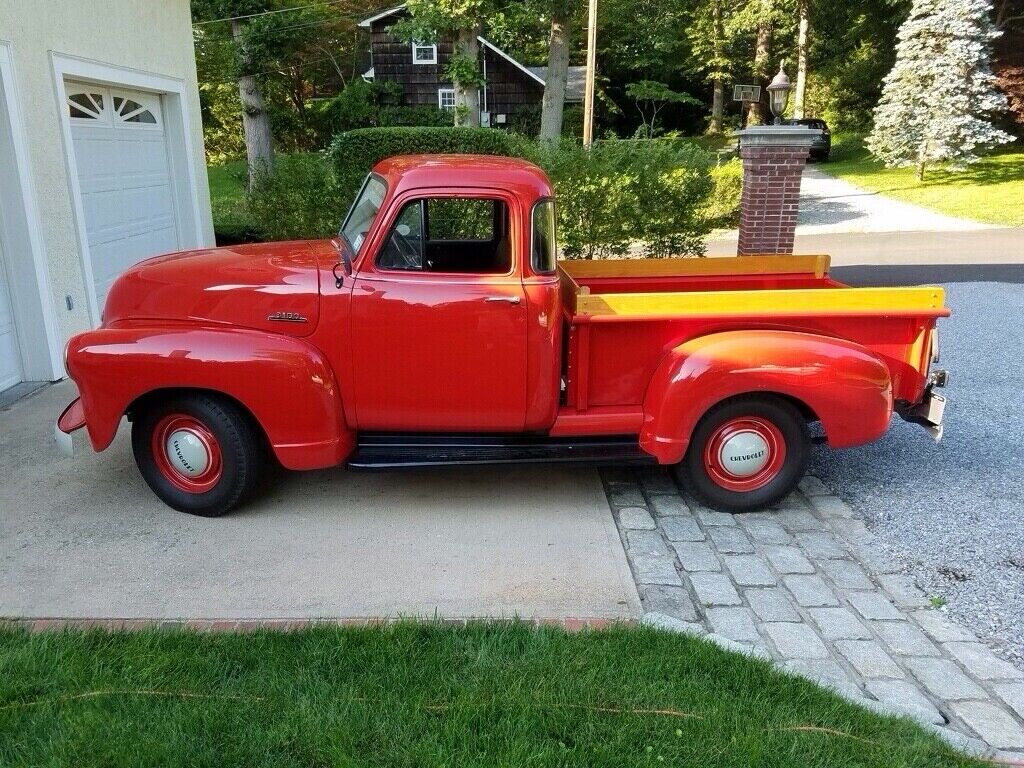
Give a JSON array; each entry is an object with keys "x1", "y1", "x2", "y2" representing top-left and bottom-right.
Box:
[{"x1": 734, "y1": 125, "x2": 821, "y2": 255}]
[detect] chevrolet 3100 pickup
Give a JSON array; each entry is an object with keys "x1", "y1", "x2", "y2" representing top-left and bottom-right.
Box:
[{"x1": 57, "y1": 155, "x2": 949, "y2": 517}]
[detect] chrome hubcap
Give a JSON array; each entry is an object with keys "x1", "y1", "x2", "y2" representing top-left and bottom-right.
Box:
[
  {"x1": 718, "y1": 431, "x2": 770, "y2": 478},
  {"x1": 165, "y1": 429, "x2": 210, "y2": 478}
]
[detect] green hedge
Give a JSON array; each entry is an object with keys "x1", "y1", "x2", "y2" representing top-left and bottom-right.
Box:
[
  {"x1": 314, "y1": 128, "x2": 721, "y2": 258},
  {"x1": 526, "y1": 139, "x2": 714, "y2": 259},
  {"x1": 329, "y1": 126, "x2": 528, "y2": 211}
]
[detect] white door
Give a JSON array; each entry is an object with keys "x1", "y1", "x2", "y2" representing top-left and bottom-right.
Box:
[
  {"x1": 66, "y1": 82, "x2": 179, "y2": 309},
  {"x1": 0, "y1": 233, "x2": 24, "y2": 391}
]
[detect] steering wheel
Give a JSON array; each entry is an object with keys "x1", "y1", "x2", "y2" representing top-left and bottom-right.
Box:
[{"x1": 386, "y1": 228, "x2": 420, "y2": 269}]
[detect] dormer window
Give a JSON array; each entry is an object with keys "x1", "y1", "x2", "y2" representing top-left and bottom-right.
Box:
[{"x1": 411, "y1": 42, "x2": 437, "y2": 65}]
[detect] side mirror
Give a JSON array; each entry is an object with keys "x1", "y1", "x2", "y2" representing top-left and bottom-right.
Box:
[{"x1": 396, "y1": 223, "x2": 412, "y2": 237}]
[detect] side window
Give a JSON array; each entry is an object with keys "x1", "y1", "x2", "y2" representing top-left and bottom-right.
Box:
[
  {"x1": 377, "y1": 201, "x2": 424, "y2": 270},
  {"x1": 376, "y1": 197, "x2": 510, "y2": 274},
  {"x1": 531, "y1": 200, "x2": 557, "y2": 274}
]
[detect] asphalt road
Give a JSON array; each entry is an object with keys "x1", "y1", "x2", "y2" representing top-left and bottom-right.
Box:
[{"x1": 809, "y1": 279, "x2": 1024, "y2": 665}]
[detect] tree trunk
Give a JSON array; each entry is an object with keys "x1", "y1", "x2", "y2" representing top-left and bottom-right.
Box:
[
  {"x1": 453, "y1": 26, "x2": 482, "y2": 127},
  {"x1": 747, "y1": 0, "x2": 772, "y2": 125},
  {"x1": 709, "y1": 78, "x2": 725, "y2": 133},
  {"x1": 231, "y1": 19, "x2": 274, "y2": 187},
  {"x1": 707, "y1": 0, "x2": 725, "y2": 134},
  {"x1": 793, "y1": 0, "x2": 809, "y2": 119},
  {"x1": 539, "y1": 13, "x2": 571, "y2": 142}
]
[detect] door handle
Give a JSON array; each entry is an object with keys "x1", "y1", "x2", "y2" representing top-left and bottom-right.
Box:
[{"x1": 485, "y1": 295, "x2": 521, "y2": 304}]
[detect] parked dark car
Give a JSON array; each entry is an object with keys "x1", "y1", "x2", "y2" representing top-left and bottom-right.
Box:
[
  {"x1": 733, "y1": 118, "x2": 832, "y2": 161},
  {"x1": 795, "y1": 118, "x2": 832, "y2": 161}
]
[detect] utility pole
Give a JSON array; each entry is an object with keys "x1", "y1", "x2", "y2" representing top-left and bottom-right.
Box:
[{"x1": 582, "y1": 0, "x2": 598, "y2": 146}]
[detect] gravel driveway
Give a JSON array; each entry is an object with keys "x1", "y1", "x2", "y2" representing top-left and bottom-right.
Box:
[{"x1": 811, "y1": 280, "x2": 1024, "y2": 666}]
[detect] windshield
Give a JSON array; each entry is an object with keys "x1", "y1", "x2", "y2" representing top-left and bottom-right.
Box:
[{"x1": 340, "y1": 174, "x2": 387, "y2": 253}]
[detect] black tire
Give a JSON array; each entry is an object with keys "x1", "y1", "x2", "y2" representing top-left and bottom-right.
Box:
[
  {"x1": 674, "y1": 395, "x2": 810, "y2": 513},
  {"x1": 132, "y1": 393, "x2": 264, "y2": 517}
]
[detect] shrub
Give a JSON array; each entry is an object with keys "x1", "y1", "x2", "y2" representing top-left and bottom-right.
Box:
[
  {"x1": 701, "y1": 157, "x2": 743, "y2": 228},
  {"x1": 245, "y1": 153, "x2": 346, "y2": 241},
  {"x1": 329, "y1": 126, "x2": 529, "y2": 209},
  {"x1": 526, "y1": 138, "x2": 716, "y2": 259}
]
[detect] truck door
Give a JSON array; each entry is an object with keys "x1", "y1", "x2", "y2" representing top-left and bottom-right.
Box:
[{"x1": 349, "y1": 192, "x2": 528, "y2": 431}]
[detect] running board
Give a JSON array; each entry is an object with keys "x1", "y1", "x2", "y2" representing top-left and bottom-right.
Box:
[{"x1": 347, "y1": 433, "x2": 653, "y2": 469}]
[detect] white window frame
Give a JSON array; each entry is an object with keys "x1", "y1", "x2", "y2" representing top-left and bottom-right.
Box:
[
  {"x1": 411, "y1": 42, "x2": 437, "y2": 65},
  {"x1": 438, "y1": 88, "x2": 456, "y2": 110}
]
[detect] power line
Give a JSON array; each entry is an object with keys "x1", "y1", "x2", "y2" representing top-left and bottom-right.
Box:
[
  {"x1": 195, "y1": 13, "x2": 362, "y2": 45},
  {"x1": 211, "y1": 53, "x2": 344, "y2": 83},
  {"x1": 193, "y1": 0, "x2": 361, "y2": 27}
]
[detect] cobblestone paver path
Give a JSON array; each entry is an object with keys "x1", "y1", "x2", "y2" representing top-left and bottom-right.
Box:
[{"x1": 603, "y1": 467, "x2": 1024, "y2": 760}]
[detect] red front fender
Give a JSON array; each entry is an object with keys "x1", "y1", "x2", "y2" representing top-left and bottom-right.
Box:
[
  {"x1": 64, "y1": 324, "x2": 355, "y2": 470},
  {"x1": 640, "y1": 330, "x2": 893, "y2": 464}
]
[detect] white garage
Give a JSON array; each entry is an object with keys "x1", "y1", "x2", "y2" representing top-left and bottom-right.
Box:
[
  {"x1": 0, "y1": 244, "x2": 23, "y2": 392},
  {"x1": 0, "y1": 1, "x2": 214, "y2": 398},
  {"x1": 66, "y1": 82, "x2": 181, "y2": 308}
]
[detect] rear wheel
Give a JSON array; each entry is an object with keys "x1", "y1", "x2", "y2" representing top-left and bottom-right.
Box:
[
  {"x1": 132, "y1": 393, "x2": 264, "y2": 517},
  {"x1": 675, "y1": 395, "x2": 809, "y2": 513}
]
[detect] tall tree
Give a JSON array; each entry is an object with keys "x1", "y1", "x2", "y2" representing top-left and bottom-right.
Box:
[
  {"x1": 229, "y1": 18, "x2": 275, "y2": 182},
  {"x1": 687, "y1": 0, "x2": 740, "y2": 133},
  {"x1": 193, "y1": 0, "x2": 278, "y2": 184},
  {"x1": 539, "y1": 0, "x2": 572, "y2": 141},
  {"x1": 867, "y1": 0, "x2": 1013, "y2": 178},
  {"x1": 792, "y1": 0, "x2": 809, "y2": 118},
  {"x1": 397, "y1": 0, "x2": 499, "y2": 126},
  {"x1": 747, "y1": 0, "x2": 774, "y2": 124}
]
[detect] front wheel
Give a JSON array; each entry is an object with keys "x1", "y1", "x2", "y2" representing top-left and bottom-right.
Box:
[
  {"x1": 674, "y1": 395, "x2": 810, "y2": 513},
  {"x1": 132, "y1": 393, "x2": 264, "y2": 517}
]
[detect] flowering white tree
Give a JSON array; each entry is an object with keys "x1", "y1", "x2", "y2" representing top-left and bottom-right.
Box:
[{"x1": 867, "y1": 0, "x2": 1013, "y2": 180}]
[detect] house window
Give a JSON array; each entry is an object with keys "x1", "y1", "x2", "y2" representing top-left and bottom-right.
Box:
[
  {"x1": 411, "y1": 42, "x2": 437, "y2": 64},
  {"x1": 438, "y1": 88, "x2": 456, "y2": 110}
]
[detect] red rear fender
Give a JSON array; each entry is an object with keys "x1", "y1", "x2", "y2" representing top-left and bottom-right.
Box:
[
  {"x1": 640, "y1": 330, "x2": 893, "y2": 464},
  {"x1": 64, "y1": 325, "x2": 354, "y2": 470}
]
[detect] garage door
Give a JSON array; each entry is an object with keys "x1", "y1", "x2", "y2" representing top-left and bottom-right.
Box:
[
  {"x1": 0, "y1": 238, "x2": 23, "y2": 392},
  {"x1": 66, "y1": 82, "x2": 179, "y2": 308}
]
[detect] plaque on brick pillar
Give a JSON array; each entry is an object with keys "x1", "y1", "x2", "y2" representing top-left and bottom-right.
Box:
[{"x1": 732, "y1": 125, "x2": 822, "y2": 256}]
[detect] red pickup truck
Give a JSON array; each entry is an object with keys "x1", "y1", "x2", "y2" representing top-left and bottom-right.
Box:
[{"x1": 57, "y1": 155, "x2": 949, "y2": 517}]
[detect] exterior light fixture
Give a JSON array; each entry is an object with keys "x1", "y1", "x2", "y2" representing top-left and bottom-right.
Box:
[{"x1": 767, "y1": 62, "x2": 792, "y2": 125}]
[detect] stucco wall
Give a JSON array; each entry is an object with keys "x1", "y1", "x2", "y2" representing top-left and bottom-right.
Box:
[{"x1": 0, "y1": 0, "x2": 213, "y2": 347}]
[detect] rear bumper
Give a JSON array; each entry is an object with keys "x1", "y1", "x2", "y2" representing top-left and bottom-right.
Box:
[{"x1": 896, "y1": 370, "x2": 949, "y2": 441}]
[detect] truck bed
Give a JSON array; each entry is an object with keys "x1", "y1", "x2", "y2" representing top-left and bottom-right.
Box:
[{"x1": 555, "y1": 255, "x2": 948, "y2": 423}]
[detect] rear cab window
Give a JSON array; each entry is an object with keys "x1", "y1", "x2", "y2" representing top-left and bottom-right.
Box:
[{"x1": 531, "y1": 199, "x2": 557, "y2": 274}]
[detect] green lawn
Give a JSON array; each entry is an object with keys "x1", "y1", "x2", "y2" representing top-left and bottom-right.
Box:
[
  {"x1": 0, "y1": 623, "x2": 980, "y2": 767},
  {"x1": 207, "y1": 158, "x2": 251, "y2": 243},
  {"x1": 821, "y1": 135, "x2": 1024, "y2": 227}
]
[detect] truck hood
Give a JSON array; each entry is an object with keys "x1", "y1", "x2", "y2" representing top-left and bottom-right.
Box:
[{"x1": 102, "y1": 240, "x2": 337, "y2": 337}]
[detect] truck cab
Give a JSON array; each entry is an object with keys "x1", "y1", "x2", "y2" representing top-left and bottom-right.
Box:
[
  {"x1": 338, "y1": 156, "x2": 562, "y2": 433},
  {"x1": 58, "y1": 155, "x2": 949, "y2": 518}
]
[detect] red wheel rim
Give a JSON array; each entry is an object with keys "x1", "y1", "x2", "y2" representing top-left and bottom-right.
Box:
[
  {"x1": 150, "y1": 414, "x2": 223, "y2": 494},
  {"x1": 703, "y1": 416, "x2": 786, "y2": 493}
]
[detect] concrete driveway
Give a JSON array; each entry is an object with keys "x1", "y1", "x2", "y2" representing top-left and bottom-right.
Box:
[{"x1": 0, "y1": 382, "x2": 640, "y2": 621}]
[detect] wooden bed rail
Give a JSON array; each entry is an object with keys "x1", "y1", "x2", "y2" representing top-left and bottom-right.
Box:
[
  {"x1": 574, "y1": 286, "x2": 949, "y2": 320},
  {"x1": 558, "y1": 254, "x2": 831, "y2": 281}
]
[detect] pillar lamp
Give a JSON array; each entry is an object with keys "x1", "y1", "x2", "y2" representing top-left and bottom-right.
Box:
[{"x1": 767, "y1": 62, "x2": 792, "y2": 125}]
